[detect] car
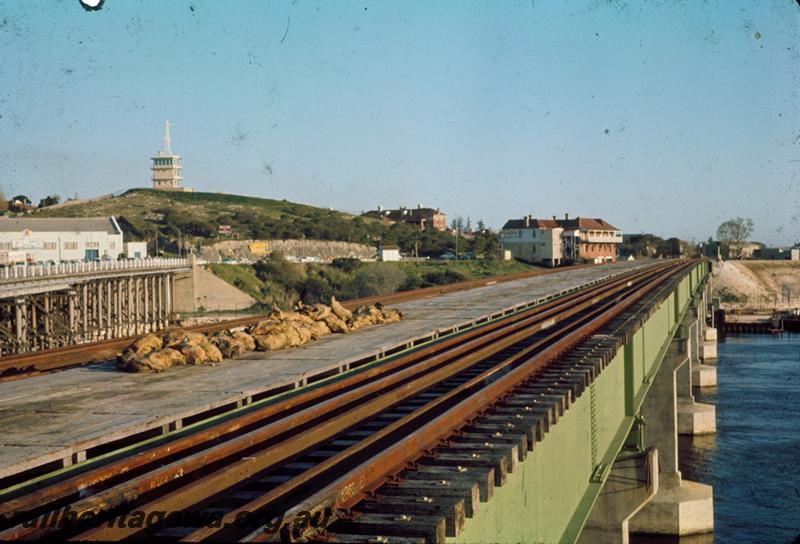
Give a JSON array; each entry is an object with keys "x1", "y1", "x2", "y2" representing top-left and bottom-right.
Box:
[{"x1": 438, "y1": 252, "x2": 456, "y2": 260}]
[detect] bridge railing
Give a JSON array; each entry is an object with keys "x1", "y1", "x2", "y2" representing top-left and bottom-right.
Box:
[{"x1": 0, "y1": 258, "x2": 189, "y2": 282}]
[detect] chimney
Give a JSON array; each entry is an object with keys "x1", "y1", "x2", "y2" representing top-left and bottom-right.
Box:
[
  {"x1": 524, "y1": 215, "x2": 530, "y2": 228},
  {"x1": 417, "y1": 203, "x2": 422, "y2": 209},
  {"x1": 552, "y1": 215, "x2": 557, "y2": 221},
  {"x1": 378, "y1": 204, "x2": 383, "y2": 212},
  {"x1": 565, "y1": 213, "x2": 569, "y2": 221}
]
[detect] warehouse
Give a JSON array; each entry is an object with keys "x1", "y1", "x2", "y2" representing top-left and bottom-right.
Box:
[{"x1": 0, "y1": 217, "x2": 124, "y2": 263}]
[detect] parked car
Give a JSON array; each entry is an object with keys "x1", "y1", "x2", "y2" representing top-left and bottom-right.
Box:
[{"x1": 438, "y1": 252, "x2": 457, "y2": 260}]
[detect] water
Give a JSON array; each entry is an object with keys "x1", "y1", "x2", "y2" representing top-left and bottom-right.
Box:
[{"x1": 679, "y1": 334, "x2": 800, "y2": 543}]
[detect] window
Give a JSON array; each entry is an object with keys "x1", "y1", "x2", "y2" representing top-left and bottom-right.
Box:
[
  {"x1": 86, "y1": 242, "x2": 99, "y2": 249},
  {"x1": 64, "y1": 242, "x2": 78, "y2": 250},
  {"x1": 43, "y1": 242, "x2": 57, "y2": 250},
  {"x1": 0, "y1": 242, "x2": 10, "y2": 250}
]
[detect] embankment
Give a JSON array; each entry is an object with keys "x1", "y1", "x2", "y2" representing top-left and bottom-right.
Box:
[{"x1": 712, "y1": 260, "x2": 800, "y2": 310}]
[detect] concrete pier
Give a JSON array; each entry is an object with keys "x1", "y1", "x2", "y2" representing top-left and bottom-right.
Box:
[
  {"x1": 678, "y1": 295, "x2": 717, "y2": 433},
  {"x1": 628, "y1": 307, "x2": 714, "y2": 538},
  {"x1": 578, "y1": 449, "x2": 659, "y2": 544}
]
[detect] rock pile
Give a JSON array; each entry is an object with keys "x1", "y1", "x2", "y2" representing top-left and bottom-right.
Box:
[{"x1": 116, "y1": 297, "x2": 403, "y2": 373}]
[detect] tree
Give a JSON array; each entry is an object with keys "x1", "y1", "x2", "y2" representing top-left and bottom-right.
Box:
[
  {"x1": 9, "y1": 195, "x2": 31, "y2": 212},
  {"x1": 38, "y1": 194, "x2": 61, "y2": 208},
  {"x1": 476, "y1": 219, "x2": 486, "y2": 233},
  {"x1": 716, "y1": 218, "x2": 753, "y2": 259}
]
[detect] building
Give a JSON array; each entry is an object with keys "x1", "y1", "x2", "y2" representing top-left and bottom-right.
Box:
[
  {"x1": 124, "y1": 242, "x2": 148, "y2": 259},
  {"x1": 754, "y1": 247, "x2": 798, "y2": 260},
  {"x1": 151, "y1": 121, "x2": 192, "y2": 192},
  {"x1": 362, "y1": 205, "x2": 447, "y2": 231},
  {"x1": 500, "y1": 214, "x2": 622, "y2": 265},
  {"x1": 558, "y1": 215, "x2": 622, "y2": 263},
  {"x1": 0, "y1": 217, "x2": 124, "y2": 262},
  {"x1": 499, "y1": 217, "x2": 564, "y2": 266},
  {"x1": 378, "y1": 245, "x2": 401, "y2": 262}
]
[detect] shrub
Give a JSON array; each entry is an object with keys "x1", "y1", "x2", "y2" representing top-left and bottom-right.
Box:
[
  {"x1": 346, "y1": 263, "x2": 407, "y2": 298},
  {"x1": 331, "y1": 257, "x2": 362, "y2": 274}
]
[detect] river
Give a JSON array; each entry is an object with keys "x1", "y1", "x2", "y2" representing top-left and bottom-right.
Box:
[{"x1": 677, "y1": 334, "x2": 800, "y2": 543}]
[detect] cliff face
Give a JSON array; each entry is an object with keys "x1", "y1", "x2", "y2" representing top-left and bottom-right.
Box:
[
  {"x1": 201, "y1": 239, "x2": 375, "y2": 262},
  {"x1": 712, "y1": 260, "x2": 800, "y2": 310}
]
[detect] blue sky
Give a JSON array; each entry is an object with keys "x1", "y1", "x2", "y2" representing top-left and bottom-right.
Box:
[{"x1": 1, "y1": 1, "x2": 798, "y2": 244}]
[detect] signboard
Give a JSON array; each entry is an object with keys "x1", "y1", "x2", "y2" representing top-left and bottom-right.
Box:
[
  {"x1": 218, "y1": 225, "x2": 232, "y2": 235},
  {"x1": 12, "y1": 239, "x2": 44, "y2": 250},
  {"x1": 248, "y1": 242, "x2": 268, "y2": 256}
]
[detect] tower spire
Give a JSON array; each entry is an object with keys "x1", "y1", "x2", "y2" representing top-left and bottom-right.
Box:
[{"x1": 163, "y1": 120, "x2": 172, "y2": 155}]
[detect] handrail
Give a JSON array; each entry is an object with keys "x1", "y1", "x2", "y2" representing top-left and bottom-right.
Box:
[{"x1": 0, "y1": 258, "x2": 189, "y2": 282}]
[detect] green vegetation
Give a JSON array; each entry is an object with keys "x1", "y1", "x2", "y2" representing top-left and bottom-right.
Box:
[
  {"x1": 619, "y1": 233, "x2": 697, "y2": 259},
  {"x1": 32, "y1": 188, "x2": 499, "y2": 257},
  {"x1": 208, "y1": 255, "x2": 541, "y2": 309},
  {"x1": 716, "y1": 286, "x2": 747, "y2": 304}
]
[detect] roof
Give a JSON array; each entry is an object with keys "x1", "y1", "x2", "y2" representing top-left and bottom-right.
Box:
[
  {"x1": 501, "y1": 216, "x2": 619, "y2": 231},
  {"x1": 0, "y1": 217, "x2": 122, "y2": 235},
  {"x1": 557, "y1": 217, "x2": 619, "y2": 231},
  {"x1": 501, "y1": 218, "x2": 559, "y2": 230}
]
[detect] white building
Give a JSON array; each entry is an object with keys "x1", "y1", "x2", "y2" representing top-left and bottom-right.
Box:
[
  {"x1": 125, "y1": 242, "x2": 148, "y2": 259},
  {"x1": 378, "y1": 246, "x2": 401, "y2": 262},
  {"x1": 0, "y1": 217, "x2": 124, "y2": 263},
  {"x1": 499, "y1": 216, "x2": 564, "y2": 266}
]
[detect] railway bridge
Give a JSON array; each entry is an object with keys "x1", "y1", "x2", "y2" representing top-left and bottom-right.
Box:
[
  {"x1": 0, "y1": 258, "x2": 189, "y2": 356},
  {"x1": 0, "y1": 260, "x2": 719, "y2": 543}
]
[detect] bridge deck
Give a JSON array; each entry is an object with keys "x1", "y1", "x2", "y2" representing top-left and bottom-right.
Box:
[{"x1": 0, "y1": 261, "x2": 647, "y2": 481}]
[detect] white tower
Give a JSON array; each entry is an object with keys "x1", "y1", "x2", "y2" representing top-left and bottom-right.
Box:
[{"x1": 151, "y1": 121, "x2": 186, "y2": 191}]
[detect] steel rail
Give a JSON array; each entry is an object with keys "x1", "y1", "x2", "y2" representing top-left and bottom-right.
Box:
[
  {"x1": 197, "y1": 261, "x2": 691, "y2": 542},
  {"x1": 0, "y1": 264, "x2": 653, "y2": 524},
  {"x1": 242, "y1": 260, "x2": 694, "y2": 543},
  {"x1": 0, "y1": 263, "x2": 599, "y2": 379},
  {"x1": 0, "y1": 264, "x2": 667, "y2": 541},
  {"x1": 68, "y1": 263, "x2": 681, "y2": 542}
]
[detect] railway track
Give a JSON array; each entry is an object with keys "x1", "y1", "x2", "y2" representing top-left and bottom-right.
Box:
[
  {"x1": 0, "y1": 264, "x2": 598, "y2": 381},
  {"x1": 0, "y1": 260, "x2": 695, "y2": 542}
]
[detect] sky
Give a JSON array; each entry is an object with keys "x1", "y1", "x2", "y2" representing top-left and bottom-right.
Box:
[{"x1": 1, "y1": 0, "x2": 798, "y2": 244}]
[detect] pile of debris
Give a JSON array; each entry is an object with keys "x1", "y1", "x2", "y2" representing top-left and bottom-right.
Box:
[{"x1": 117, "y1": 297, "x2": 403, "y2": 373}]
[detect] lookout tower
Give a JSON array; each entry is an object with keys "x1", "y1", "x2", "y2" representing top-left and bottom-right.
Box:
[{"x1": 151, "y1": 121, "x2": 191, "y2": 191}]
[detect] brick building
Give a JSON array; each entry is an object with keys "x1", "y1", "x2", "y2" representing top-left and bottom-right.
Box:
[{"x1": 362, "y1": 205, "x2": 447, "y2": 231}]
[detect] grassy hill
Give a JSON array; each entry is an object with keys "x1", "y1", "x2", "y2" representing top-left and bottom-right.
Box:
[{"x1": 31, "y1": 188, "x2": 499, "y2": 257}]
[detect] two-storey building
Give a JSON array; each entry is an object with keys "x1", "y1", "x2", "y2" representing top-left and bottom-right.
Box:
[
  {"x1": 500, "y1": 214, "x2": 621, "y2": 265},
  {"x1": 499, "y1": 216, "x2": 564, "y2": 267}
]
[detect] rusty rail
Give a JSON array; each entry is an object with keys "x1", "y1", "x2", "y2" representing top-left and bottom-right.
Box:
[{"x1": 0, "y1": 261, "x2": 687, "y2": 542}]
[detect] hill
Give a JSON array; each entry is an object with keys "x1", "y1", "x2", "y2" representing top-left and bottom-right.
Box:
[{"x1": 31, "y1": 189, "x2": 498, "y2": 257}]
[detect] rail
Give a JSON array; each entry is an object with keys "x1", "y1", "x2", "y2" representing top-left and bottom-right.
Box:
[{"x1": 0, "y1": 260, "x2": 697, "y2": 542}]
